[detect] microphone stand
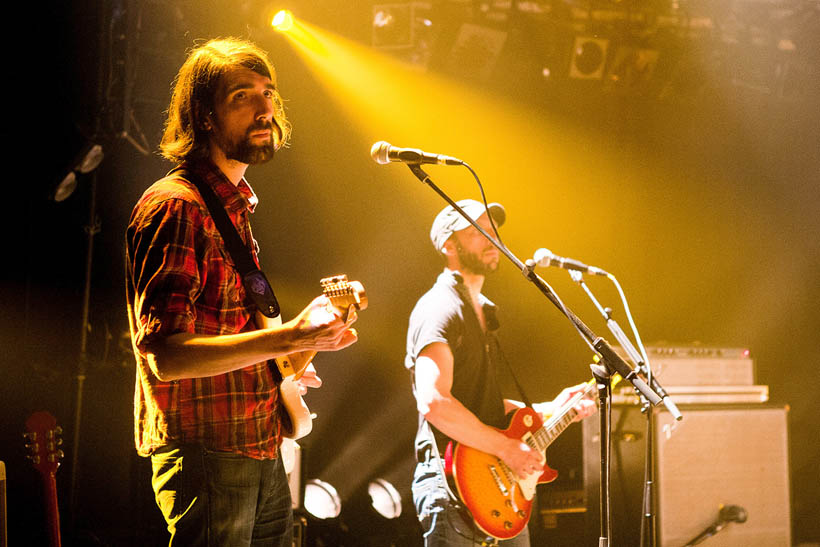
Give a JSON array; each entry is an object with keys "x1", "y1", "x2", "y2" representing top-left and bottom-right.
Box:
[
  {"x1": 566, "y1": 270, "x2": 682, "y2": 547},
  {"x1": 590, "y1": 363, "x2": 613, "y2": 547},
  {"x1": 405, "y1": 163, "x2": 663, "y2": 545}
]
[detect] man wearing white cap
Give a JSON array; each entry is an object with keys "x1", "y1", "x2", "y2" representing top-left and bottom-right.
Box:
[{"x1": 405, "y1": 199, "x2": 594, "y2": 546}]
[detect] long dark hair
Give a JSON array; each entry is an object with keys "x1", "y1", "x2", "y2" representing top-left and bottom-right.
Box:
[{"x1": 160, "y1": 37, "x2": 292, "y2": 162}]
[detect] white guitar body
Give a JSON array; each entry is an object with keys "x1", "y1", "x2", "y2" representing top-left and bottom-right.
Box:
[
  {"x1": 254, "y1": 275, "x2": 367, "y2": 475},
  {"x1": 255, "y1": 312, "x2": 315, "y2": 441}
]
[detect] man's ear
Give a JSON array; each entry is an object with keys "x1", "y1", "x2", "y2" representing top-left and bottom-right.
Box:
[{"x1": 196, "y1": 107, "x2": 213, "y2": 131}]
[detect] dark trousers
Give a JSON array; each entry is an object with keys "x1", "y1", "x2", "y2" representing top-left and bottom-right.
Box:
[{"x1": 151, "y1": 444, "x2": 293, "y2": 546}]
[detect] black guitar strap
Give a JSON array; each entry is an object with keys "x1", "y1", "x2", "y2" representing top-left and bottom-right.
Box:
[
  {"x1": 491, "y1": 335, "x2": 534, "y2": 409},
  {"x1": 171, "y1": 167, "x2": 280, "y2": 319}
]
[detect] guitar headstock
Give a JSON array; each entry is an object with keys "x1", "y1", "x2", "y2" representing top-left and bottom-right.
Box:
[
  {"x1": 24, "y1": 411, "x2": 64, "y2": 477},
  {"x1": 320, "y1": 275, "x2": 367, "y2": 312}
]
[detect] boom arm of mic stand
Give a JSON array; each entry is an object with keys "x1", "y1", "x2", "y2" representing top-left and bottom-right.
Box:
[
  {"x1": 405, "y1": 164, "x2": 661, "y2": 405},
  {"x1": 569, "y1": 272, "x2": 682, "y2": 420}
]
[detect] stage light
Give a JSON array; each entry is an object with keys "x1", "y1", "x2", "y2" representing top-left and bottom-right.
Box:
[
  {"x1": 52, "y1": 142, "x2": 104, "y2": 202},
  {"x1": 271, "y1": 10, "x2": 294, "y2": 32},
  {"x1": 368, "y1": 478, "x2": 402, "y2": 519},
  {"x1": 569, "y1": 36, "x2": 609, "y2": 80},
  {"x1": 605, "y1": 46, "x2": 659, "y2": 92},
  {"x1": 445, "y1": 23, "x2": 508, "y2": 81},
  {"x1": 304, "y1": 479, "x2": 341, "y2": 519},
  {"x1": 372, "y1": 4, "x2": 413, "y2": 49}
]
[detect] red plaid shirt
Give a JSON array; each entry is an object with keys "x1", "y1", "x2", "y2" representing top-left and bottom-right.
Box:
[{"x1": 126, "y1": 159, "x2": 281, "y2": 459}]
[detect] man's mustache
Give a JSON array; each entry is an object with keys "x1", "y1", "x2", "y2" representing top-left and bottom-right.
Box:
[{"x1": 248, "y1": 120, "x2": 282, "y2": 139}]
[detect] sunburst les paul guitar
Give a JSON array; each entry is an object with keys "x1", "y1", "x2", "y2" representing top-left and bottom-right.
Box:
[
  {"x1": 255, "y1": 275, "x2": 367, "y2": 471},
  {"x1": 445, "y1": 378, "x2": 609, "y2": 540}
]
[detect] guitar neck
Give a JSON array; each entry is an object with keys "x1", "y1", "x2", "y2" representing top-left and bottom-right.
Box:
[
  {"x1": 42, "y1": 474, "x2": 61, "y2": 547},
  {"x1": 533, "y1": 383, "x2": 596, "y2": 452}
]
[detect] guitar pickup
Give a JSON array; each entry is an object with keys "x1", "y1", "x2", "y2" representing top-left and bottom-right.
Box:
[{"x1": 488, "y1": 464, "x2": 509, "y2": 496}]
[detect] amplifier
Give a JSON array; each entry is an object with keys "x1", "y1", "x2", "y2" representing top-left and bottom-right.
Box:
[
  {"x1": 613, "y1": 385, "x2": 769, "y2": 405},
  {"x1": 641, "y1": 345, "x2": 755, "y2": 386},
  {"x1": 582, "y1": 404, "x2": 792, "y2": 547}
]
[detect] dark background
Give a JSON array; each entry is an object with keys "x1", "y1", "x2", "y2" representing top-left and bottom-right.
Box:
[{"x1": 3, "y1": 0, "x2": 818, "y2": 545}]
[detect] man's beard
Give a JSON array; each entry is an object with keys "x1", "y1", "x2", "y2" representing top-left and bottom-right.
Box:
[
  {"x1": 456, "y1": 244, "x2": 498, "y2": 276},
  {"x1": 216, "y1": 122, "x2": 277, "y2": 165}
]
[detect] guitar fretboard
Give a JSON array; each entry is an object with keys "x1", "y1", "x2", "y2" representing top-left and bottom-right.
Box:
[{"x1": 531, "y1": 384, "x2": 595, "y2": 453}]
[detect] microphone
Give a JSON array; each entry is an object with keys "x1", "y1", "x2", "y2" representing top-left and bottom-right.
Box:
[
  {"x1": 719, "y1": 505, "x2": 748, "y2": 524},
  {"x1": 370, "y1": 141, "x2": 464, "y2": 166},
  {"x1": 532, "y1": 248, "x2": 609, "y2": 276},
  {"x1": 684, "y1": 504, "x2": 747, "y2": 546}
]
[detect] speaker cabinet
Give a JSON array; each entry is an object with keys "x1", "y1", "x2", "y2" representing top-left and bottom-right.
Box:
[{"x1": 583, "y1": 405, "x2": 791, "y2": 546}]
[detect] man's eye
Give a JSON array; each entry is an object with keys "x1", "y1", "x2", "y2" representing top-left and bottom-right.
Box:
[{"x1": 233, "y1": 91, "x2": 246, "y2": 100}]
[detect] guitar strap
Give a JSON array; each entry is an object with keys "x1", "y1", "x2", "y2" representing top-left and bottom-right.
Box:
[
  {"x1": 171, "y1": 167, "x2": 281, "y2": 319},
  {"x1": 420, "y1": 418, "x2": 461, "y2": 503},
  {"x1": 491, "y1": 335, "x2": 534, "y2": 409}
]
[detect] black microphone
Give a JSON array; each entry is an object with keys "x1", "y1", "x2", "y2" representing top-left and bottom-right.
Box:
[
  {"x1": 370, "y1": 141, "x2": 464, "y2": 166},
  {"x1": 532, "y1": 248, "x2": 609, "y2": 276},
  {"x1": 684, "y1": 504, "x2": 748, "y2": 546},
  {"x1": 719, "y1": 505, "x2": 748, "y2": 524}
]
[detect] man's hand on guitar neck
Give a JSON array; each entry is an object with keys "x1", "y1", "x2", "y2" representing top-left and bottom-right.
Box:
[
  {"x1": 526, "y1": 382, "x2": 598, "y2": 424},
  {"x1": 286, "y1": 295, "x2": 359, "y2": 353},
  {"x1": 548, "y1": 382, "x2": 598, "y2": 422}
]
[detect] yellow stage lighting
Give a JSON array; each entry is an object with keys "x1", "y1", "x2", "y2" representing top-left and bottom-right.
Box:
[{"x1": 272, "y1": 10, "x2": 294, "y2": 32}]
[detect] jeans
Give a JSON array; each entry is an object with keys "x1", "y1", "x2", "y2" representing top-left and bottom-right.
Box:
[
  {"x1": 151, "y1": 444, "x2": 293, "y2": 547},
  {"x1": 412, "y1": 452, "x2": 531, "y2": 547}
]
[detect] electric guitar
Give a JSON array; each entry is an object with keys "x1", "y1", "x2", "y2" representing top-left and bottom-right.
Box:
[
  {"x1": 24, "y1": 411, "x2": 64, "y2": 547},
  {"x1": 445, "y1": 380, "x2": 601, "y2": 540},
  {"x1": 255, "y1": 275, "x2": 366, "y2": 470}
]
